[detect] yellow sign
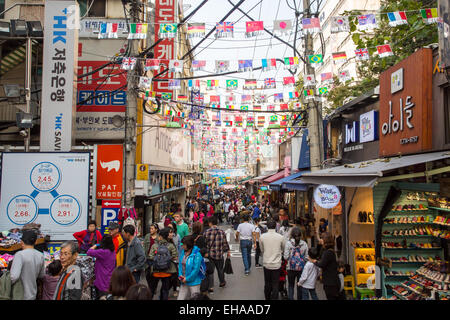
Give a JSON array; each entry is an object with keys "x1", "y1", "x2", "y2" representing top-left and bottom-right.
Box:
[{"x1": 136, "y1": 164, "x2": 149, "y2": 180}]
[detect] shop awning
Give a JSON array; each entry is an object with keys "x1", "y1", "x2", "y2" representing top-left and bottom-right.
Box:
[
  {"x1": 297, "y1": 151, "x2": 450, "y2": 187},
  {"x1": 269, "y1": 171, "x2": 310, "y2": 191},
  {"x1": 263, "y1": 169, "x2": 290, "y2": 184},
  {"x1": 248, "y1": 170, "x2": 279, "y2": 183}
]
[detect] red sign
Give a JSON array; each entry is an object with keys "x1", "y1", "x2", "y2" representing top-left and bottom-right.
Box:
[
  {"x1": 96, "y1": 145, "x2": 123, "y2": 200},
  {"x1": 101, "y1": 200, "x2": 121, "y2": 208},
  {"x1": 77, "y1": 61, "x2": 127, "y2": 113},
  {"x1": 154, "y1": 0, "x2": 175, "y2": 97}
]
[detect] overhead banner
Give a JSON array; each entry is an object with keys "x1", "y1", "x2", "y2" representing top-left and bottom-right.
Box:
[
  {"x1": 96, "y1": 145, "x2": 123, "y2": 199},
  {"x1": 0, "y1": 153, "x2": 90, "y2": 240},
  {"x1": 207, "y1": 168, "x2": 247, "y2": 177},
  {"x1": 314, "y1": 184, "x2": 341, "y2": 209},
  {"x1": 40, "y1": 0, "x2": 79, "y2": 151}
]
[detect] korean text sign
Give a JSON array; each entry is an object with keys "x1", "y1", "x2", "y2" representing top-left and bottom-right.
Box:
[
  {"x1": 0, "y1": 153, "x2": 91, "y2": 240},
  {"x1": 96, "y1": 145, "x2": 123, "y2": 200},
  {"x1": 40, "y1": 0, "x2": 79, "y2": 152}
]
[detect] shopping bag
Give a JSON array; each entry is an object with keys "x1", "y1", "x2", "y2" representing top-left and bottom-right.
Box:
[{"x1": 223, "y1": 257, "x2": 233, "y2": 274}]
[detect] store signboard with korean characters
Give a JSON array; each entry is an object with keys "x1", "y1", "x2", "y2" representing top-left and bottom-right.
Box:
[
  {"x1": 0, "y1": 153, "x2": 90, "y2": 240},
  {"x1": 379, "y1": 49, "x2": 433, "y2": 157}
]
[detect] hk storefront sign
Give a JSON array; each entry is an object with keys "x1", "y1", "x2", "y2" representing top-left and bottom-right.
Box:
[{"x1": 314, "y1": 184, "x2": 341, "y2": 209}]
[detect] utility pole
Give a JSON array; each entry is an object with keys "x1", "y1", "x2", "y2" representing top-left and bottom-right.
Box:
[
  {"x1": 24, "y1": 37, "x2": 32, "y2": 152},
  {"x1": 302, "y1": 0, "x2": 323, "y2": 172},
  {"x1": 124, "y1": 0, "x2": 140, "y2": 207}
]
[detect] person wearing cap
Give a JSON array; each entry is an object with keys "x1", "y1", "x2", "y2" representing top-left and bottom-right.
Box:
[
  {"x1": 109, "y1": 221, "x2": 126, "y2": 266},
  {"x1": 10, "y1": 229, "x2": 45, "y2": 300}
]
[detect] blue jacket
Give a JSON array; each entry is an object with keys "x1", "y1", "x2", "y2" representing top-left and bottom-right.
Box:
[
  {"x1": 178, "y1": 246, "x2": 204, "y2": 286},
  {"x1": 252, "y1": 206, "x2": 261, "y2": 219}
]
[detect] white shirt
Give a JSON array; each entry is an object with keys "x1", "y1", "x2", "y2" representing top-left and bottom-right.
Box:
[
  {"x1": 298, "y1": 261, "x2": 320, "y2": 289},
  {"x1": 237, "y1": 222, "x2": 255, "y2": 240}
]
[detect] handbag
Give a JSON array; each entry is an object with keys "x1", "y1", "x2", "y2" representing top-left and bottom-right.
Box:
[{"x1": 223, "y1": 257, "x2": 233, "y2": 274}]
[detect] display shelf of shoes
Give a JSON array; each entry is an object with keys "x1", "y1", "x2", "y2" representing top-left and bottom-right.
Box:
[
  {"x1": 391, "y1": 289, "x2": 408, "y2": 300},
  {"x1": 409, "y1": 275, "x2": 450, "y2": 293},
  {"x1": 354, "y1": 247, "x2": 375, "y2": 285},
  {"x1": 429, "y1": 206, "x2": 450, "y2": 212}
]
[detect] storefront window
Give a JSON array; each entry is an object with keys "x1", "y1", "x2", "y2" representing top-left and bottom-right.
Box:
[{"x1": 445, "y1": 88, "x2": 450, "y2": 144}]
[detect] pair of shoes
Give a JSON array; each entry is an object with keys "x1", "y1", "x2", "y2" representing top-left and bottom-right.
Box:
[
  {"x1": 219, "y1": 281, "x2": 226, "y2": 287},
  {"x1": 208, "y1": 288, "x2": 214, "y2": 294},
  {"x1": 173, "y1": 290, "x2": 178, "y2": 297},
  {"x1": 255, "y1": 264, "x2": 263, "y2": 268},
  {"x1": 245, "y1": 271, "x2": 249, "y2": 276}
]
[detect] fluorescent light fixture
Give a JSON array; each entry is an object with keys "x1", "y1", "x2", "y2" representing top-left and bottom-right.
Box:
[
  {"x1": 3, "y1": 84, "x2": 21, "y2": 97},
  {"x1": 10, "y1": 19, "x2": 28, "y2": 36},
  {"x1": 16, "y1": 112, "x2": 33, "y2": 128},
  {"x1": 27, "y1": 21, "x2": 43, "y2": 37},
  {"x1": 0, "y1": 21, "x2": 11, "y2": 36}
]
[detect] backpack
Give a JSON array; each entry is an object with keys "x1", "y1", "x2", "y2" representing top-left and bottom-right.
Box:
[
  {"x1": 153, "y1": 243, "x2": 172, "y2": 272},
  {"x1": 289, "y1": 243, "x2": 306, "y2": 271}
]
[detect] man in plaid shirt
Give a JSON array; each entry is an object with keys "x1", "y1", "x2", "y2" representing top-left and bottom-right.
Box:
[{"x1": 205, "y1": 216, "x2": 231, "y2": 288}]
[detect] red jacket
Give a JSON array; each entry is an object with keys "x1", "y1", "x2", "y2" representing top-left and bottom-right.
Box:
[{"x1": 73, "y1": 229, "x2": 102, "y2": 248}]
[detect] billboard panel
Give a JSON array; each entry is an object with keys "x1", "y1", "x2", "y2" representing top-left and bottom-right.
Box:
[
  {"x1": 0, "y1": 153, "x2": 90, "y2": 240},
  {"x1": 96, "y1": 145, "x2": 123, "y2": 200}
]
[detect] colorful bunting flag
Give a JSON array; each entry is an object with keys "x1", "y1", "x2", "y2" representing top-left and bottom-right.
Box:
[
  {"x1": 332, "y1": 51, "x2": 347, "y2": 64},
  {"x1": 318, "y1": 87, "x2": 328, "y2": 95},
  {"x1": 254, "y1": 94, "x2": 267, "y2": 103},
  {"x1": 257, "y1": 116, "x2": 266, "y2": 127},
  {"x1": 225, "y1": 94, "x2": 236, "y2": 105},
  {"x1": 284, "y1": 57, "x2": 299, "y2": 69},
  {"x1": 355, "y1": 48, "x2": 370, "y2": 61},
  {"x1": 215, "y1": 60, "x2": 230, "y2": 73},
  {"x1": 215, "y1": 22, "x2": 234, "y2": 38},
  {"x1": 178, "y1": 95, "x2": 188, "y2": 102},
  {"x1": 207, "y1": 79, "x2": 219, "y2": 89},
  {"x1": 121, "y1": 57, "x2": 137, "y2": 70},
  {"x1": 330, "y1": 16, "x2": 349, "y2": 33},
  {"x1": 128, "y1": 23, "x2": 148, "y2": 39},
  {"x1": 225, "y1": 104, "x2": 235, "y2": 109},
  {"x1": 304, "y1": 89, "x2": 315, "y2": 98},
  {"x1": 339, "y1": 70, "x2": 351, "y2": 82},
  {"x1": 304, "y1": 74, "x2": 315, "y2": 86},
  {"x1": 209, "y1": 95, "x2": 220, "y2": 104},
  {"x1": 240, "y1": 105, "x2": 249, "y2": 111},
  {"x1": 283, "y1": 76, "x2": 296, "y2": 86},
  {"x1": 288, "y1": 91, "x2": 299, "y2": 100},
  {"x1": 159, "y1": 23, "x2": 177, "y2": 38},
  {"x1": 321, "y1": 72, "x2": 333, "y2": 83},
  {"x1": 245, "y1": 21, "x2": 264, "y2": 37},
  {"x1": 188, "y1": 79, "x2": 200, "y2": 91},
  {"x1": 274, "y1": 93, "x2": 284, "y2": 102},
  {"x1": 267, "y1": 105, "x2": 275, "y2": 111},
  {"x1": 261, "y1": 58, "x2": 277, "y2": 71},
  {"x1": 169, "y1": 60, "x2": 183, "y2": 73},
  {"x1": 187, "y1": 23, "x2": 205, "y2": 38},
  {"x1": 98, "y1": 22, "x2": 118, "y2": 39},
  {"x1": 226, "y1": 79, "x2": 238, "y2": 89},
  {"x1": 145, "y1": 59, "x2": 160, "y2": 71},
  {"x1": 264, "y1": 78, "x2": 276, "y2": 89},
  {"x1": 242, "y1": 94, "x2": 252, "y2": 103},
  {"x1": 308, "y1": 54, "x2": 323, "y2": 67},
  {"x1": 244, "y1": 79, "x2": 257, "y2": 89},
  {"x1": 253, "y1": 105, "x2": 262, "y2": 111},
  {"x1": 420, "y1": 8, "x2": 439, "y2": 24},
  {"x1": 357, "y1": 14, "x2": 377, "y2": 30},
  {"x1": 192, "y1": 60, "x2": 206, "y2": 71},
  {"x1": 377, "y1": 44, "x2": 393, "y2": 58},
  {"x1": 387, "y1": 11, "x2": 408, "y2": 26},
  {"x1": 168, "y1": 79, "x2": 181, "y2": 90},
  {"x1": 302, "y1": 18, "x2": 321, "y2": 33},
  {"x1": 280, "y1": 104, "x2": 289, "y2": 111},
  {"x1": 238, "y1": 60, "x2": 253, "y2": 72},
  {"x1": 161, "y1": 92, "x2": 173, "y2": 100},
  {"x1": 273, "y1": 19, "x2": 292, "y2": 35},
  {"x1": 139, "y1": 76, "x2": 151, "y2": 88}
]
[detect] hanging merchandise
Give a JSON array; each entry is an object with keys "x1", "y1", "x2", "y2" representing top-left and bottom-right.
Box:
[
  {"x1": 215, "y1": 60, "x2": 230, "y2": 73},
  {"x1": 238, "y1": 59, "x2": 253, "y2": 72},
  {"x1": 304, "y1": 74, "x2": 316, "y2": 86},
  {"x1": 332, "y1": 51, "x2": 347, "y2": 64},
  {"x1": 283, "y1": 76, "x2": 296, "y2": 87},
  {"x1": 302, "y1": 17, "x2": 321, "y2": 34},
  {"x1": 192, "y1": 60, "x2": 206, "y2": 71},
  {"x1": 242, "y1": 94, "x2": 252, "y2": 103},
  {"x1": 128, "y1": 23, "x2": 148, "y2": 39},
  {"x1": 245, "y1": 21, "x2": 264, "y2": 37},
  {"x1": 288, "y1": 91, "x2": 299, "y2": 100},
  {"x1": 187, "y1": 23, "x2": 206, "y2": 38},
  {"x1": 207, "y1": 79, "x2": 219, "y2": 89},
  {"x1": 284, "y1": 56, "x2": 299, "y2": 70},
  {"x1": 168, "y1": 79, "x2": 181, "y2": 90},
  {"x1": 121, "y1": 57, "x2": 137, "y2": 70},
  {"x1": 330, "y1": 16, "x2": 350, "y2": 33},
  {"x1": 321, "y1": 72, "x2": 333, "y2": 84},
  {"x1": 339, "y1": 70, "x2": 352, "y2": 82},
  {"x1": 318, "y1": 87, "x2": 328, "y2": 95},
  {"x1": 387, "y1": 11, "x2": 408, "y2": 26},
  {"x1": 139, "y1": 76, "x2": 152, "y2": 89},
  {"x1": 145, "y1": 59, "x2": 160, "y2": 71},
  {"x1": 273, "y1": 19, "x2": 292, "y2": 35},
  {"x1": 159, "y1": 23, "x2": 178, "y2": 38},
  {"x1": 261, "y1": 58, "x2": 277, "y2": 71},
  {"x1": 274, "y1": 93, "x2": 284, "y2": 102},
  {"x1": 377, "y1": 44, "x2": 394, "y2": 57},
  {"x1": 169, "y1": 59, "x2": 184, "y2": 72},
  {"x1": 264, "y1": 77, "x2": 276, "y2": 89},
  {"x1": 188, "y1": 79, "x2": 201, "y2": 91},
  {"x1": 226, "y1": 79, "x2": 238, "y2": 90},
  {"x1": 244, "y1": 79, "x2": 257, "y2": 90},
  {"x1": 357, "y1": 14, "x2": 378, "y2": 31},
  {"x1": 308, "y1": 54, "x2": 323, "y2": 68},
  {"x1": 98, "y1": 22, "x2": 118, "y2": 39},
  {"x1": 215, "y1": 21, "x2": 234, "y2": 38},
  {"x1": 355, "y1": 48, "x2": 370, "y2": 61},
  {"x1": 420, "y1": 8, "x2": 439, "y2": 24}
]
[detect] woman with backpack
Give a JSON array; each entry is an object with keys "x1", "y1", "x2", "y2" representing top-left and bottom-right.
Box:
[
  {"x1": 192, "y1": 222, "x2": 214, "y2": 296},
  {"x1": 283, "y1": 227, "x2": 308, "y2": 300},
  {"x1": 147, "y1": 228, "x2": 178, "y2": 300},
  {"x1": 177, "y1": 234, "x2": 206, "y2": 300}
]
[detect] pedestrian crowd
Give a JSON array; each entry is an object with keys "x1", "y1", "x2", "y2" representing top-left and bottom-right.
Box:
[{"x1": 1, "y1": 189, "x2": 346, "y2": 301}]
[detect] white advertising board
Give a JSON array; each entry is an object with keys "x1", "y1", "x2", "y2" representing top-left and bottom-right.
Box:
[
  {"x1": 0, "y1": 153, "x2": 91, "y2": 240},
  {"x1": 314, "y1": 184, "x2": 341, "y2": 209}
]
